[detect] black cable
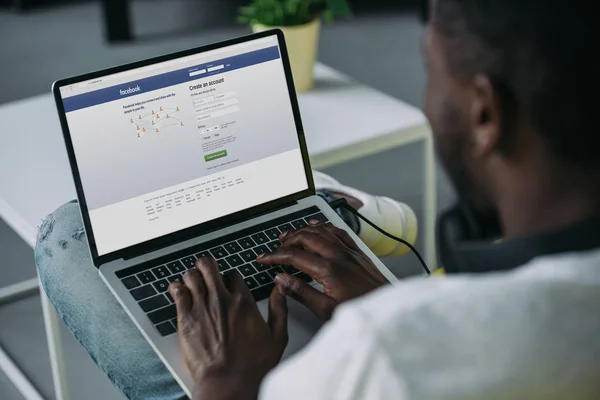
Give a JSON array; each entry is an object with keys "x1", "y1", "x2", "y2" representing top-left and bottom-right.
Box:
[{"x1": 328, "y1": 198, "x2": 431, "y2": 275}]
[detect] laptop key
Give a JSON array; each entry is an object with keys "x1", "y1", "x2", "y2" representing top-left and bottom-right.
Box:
[
  {"x1": 217, "y1": 259, "x2": 230, "y2": 272},
  {"x1": 122, "y1": 276, "x2": 141, "y2": 289},
  {"x1": 138, "y1": 271, "x2": 156, "y2": 284},
  {"x1": 224, "y1": 242, "x2": 242, "y2": 254},
  {"x1": 292, "y1": 219, "x2": 308, "y2": 230},
  {"x1": 210, "y1": 246, "x2": 228, "y2": 259},
  {"x1": 149, "y1": 304, "x2": 177, "y2": 324},
  {"x1": 253, "y1": 244, "x2": 269, "y2": 256},
  {"x1": 268, "y1": 267, "x2": 284, "y2": 279},
  {"x1": 240, "y1": 249, "x2": 256, "y2": 262},
  {"x1": 156, "y1": 321, "x2": 176, "y2": 336},
  {"x1": 167, "y1": 274, "x2": 182, "y2": 284},
  {"x1": 223, "y1": 269, "x2": 242, "y2": 279},
  {"x1": 266, "y1": 241, "x2": 281, "y2": 252},
  {"x1": 226, "y1": 254, "x2": 244, "y2": 268},
  {"x1": 152, "y1": 266, "x2": 169, "y2": 279},
  {"x1": 180, "y1": 256, "x2": 197, "y2": 269},
  {"x1": 254, "y1": 272, "x2": 272, "y2": 286},
  {"x1": 239, "y1": 264, "x2": 257, "y2": 277},
  {"x1": 295, "y1": 272, "x2": 313, "y2": 283},
  {"x1": 244, "y1": 276, "x2": 259, "y2": 290},
  {"x1": 238, "y1": 237, "x2": 256, "y2": 249},
  {"x1": 170, "y1": 319, "x2": 178, "y2": 331},
  {"x1": 253, "y1": 261, "x2": 269, "y2": 272},
  {"x1": 283, "y1": 265, "x2": 299, "y2": 275},
  {"x1": 250, "y1": 283, "x2": 275, "y2": 302},
  {"x1": 278, "y1": 223, "x2": 293, "y2": 233},
  {"x1": 130, "y1": 285, "x2": 156, "y2": 301},
  {"x1": 265, "y1": 227, "x2": 280, "y2": 240},
  {"x1": 195, "y1": 251, "x2": 211, "y2": 259},
  {"x1": 166, "y1": 261, "x2": 186, "y2": 274},
  {"x1": 165, "y1": 291, "x2": 174, "y2": 303},
  {"x1": 139, "y1": 294, "x2": 169, "y2": 312},
  {"x1": 153, "y1": 279, "x2": 169, "y2": 293},
  {"x1": 251, "y1": 232, "x2": 269, "y2": 245}
]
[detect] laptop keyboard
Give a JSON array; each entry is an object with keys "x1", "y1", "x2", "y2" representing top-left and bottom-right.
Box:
[{"x1": 116, "y1": 206, "x2": 329, "y2": 336}]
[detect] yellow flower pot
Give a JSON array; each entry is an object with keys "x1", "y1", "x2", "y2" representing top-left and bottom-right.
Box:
[{"x1": 253, "y1": 19, "x2": 320, "y2": 92}]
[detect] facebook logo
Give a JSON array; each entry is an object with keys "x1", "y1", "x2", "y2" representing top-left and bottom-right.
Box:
[{"x1": 119, "y1": 85, "x2": 141, "y2": 96}]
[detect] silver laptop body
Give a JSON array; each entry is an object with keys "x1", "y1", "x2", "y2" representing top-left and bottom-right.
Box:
[{"x1": 53, "y1": 30, "x2": 396, "y2": 397}]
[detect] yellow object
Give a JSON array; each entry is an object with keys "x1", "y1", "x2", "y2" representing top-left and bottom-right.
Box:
[
  {"x1": 138, "y1": 115, "x2": 142, "y2": 119},
  {"x1": 142, "y1": 127, "x2": 146, "y2": 132},
  {"x1": 152, "y1": 120, "x2": 155, "y2": 125},
  {"x1": 152, "y1": 110, "x2": 155, "y2": 115},
  {"x1": 252, "y1": 20, "x2": 320, "y2": 92},
  {"x1": 176, "y1": 106, "x2": 180, "y2": 111},
  {"x1": 166, "y1": 114, "x2": 169, "y2": 118},
  {"x1": 156, "y1": 114, "x2": 160, "y2": 118},
  {"x1": 156, "y1": 128, "x2": 159, "y2": 132},
  {"x1": 160, "y1": 106, "x2": 163, "y2": 111},
  {"x1": 180, "y1": 122, "x2": 184, "y2": 126}
]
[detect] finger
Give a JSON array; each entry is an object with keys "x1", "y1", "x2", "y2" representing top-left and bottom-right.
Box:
[
  {"x1": 278, "y1": 230, "x2": 338, "y2": 258},
  {"x1": 274, "y1": 274, "x2": 337, "y2": 321},
  {"x1": 195, "y1": 257, "x2": 228, "y2": 297},
  {"x1": 168, "y1": 282, "x2": 192, "y2": 322},
  {"x1": 268, "y1": 285, "x2": 288, "y2": 357},
  {"x1": 223, "y1": 270, "x2": 250, "y2": 297},
  {"x1": 302, "y1": 224, "x2": 347, "y2": 247},
  {"x1": 257, "y1": 247, "x2": 329, "y2": 279},
  {"x1": 182, "y1": 268, "x2": 206, "y2": 308},
  {"x1": 323, "y1": 223, "x2": 360, "y2": 250}
]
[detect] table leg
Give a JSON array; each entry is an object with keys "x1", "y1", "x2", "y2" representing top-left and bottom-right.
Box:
[
  {"x1": 0, "y1": 345, "x2": 45, "y2": 400},
  {"x1": 39, "y1": 278, "x2": 69, "y2": 400},
  {"x1": 0, "y1": 279, "x2": 46, "y2": 400},
  {"x1": 422, "y1": 133, "x2": 438, "y2": 270},
  {"x1": 102, "y1": 0, "x2": 132, "y2": 42}
]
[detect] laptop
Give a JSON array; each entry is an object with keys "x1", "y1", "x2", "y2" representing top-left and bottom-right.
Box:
[{"x1": 52, "y1": 30, "x2": 397, "y2": 396}]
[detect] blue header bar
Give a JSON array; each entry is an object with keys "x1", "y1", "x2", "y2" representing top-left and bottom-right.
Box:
[{"x1": 62, "y1": 46, "x2": 280, "y2": 113}]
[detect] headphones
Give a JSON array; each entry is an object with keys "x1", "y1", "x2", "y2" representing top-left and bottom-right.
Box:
[{"x1": 437, "y1": 202, "x2": 506, "y2": 274}]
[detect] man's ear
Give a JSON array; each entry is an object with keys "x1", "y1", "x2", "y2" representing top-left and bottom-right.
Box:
[{"x1": 469, "y1": 74, "x2": 502, "y2": 157}]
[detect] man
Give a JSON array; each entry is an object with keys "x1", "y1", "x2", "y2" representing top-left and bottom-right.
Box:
[{"x1": 35, "y1": 0, "x2": 600, "y2": 398}]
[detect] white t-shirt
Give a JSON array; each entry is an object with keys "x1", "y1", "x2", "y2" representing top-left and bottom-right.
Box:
[{"x1": 260, "y1": 248, "x2": 600, "y2": 400}]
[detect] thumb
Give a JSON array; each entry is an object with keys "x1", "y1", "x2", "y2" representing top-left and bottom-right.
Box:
[
  {"x1": 274, "y1": 274, "x2": 337, "y2": 321},
  {"x1": 268, "y1": 285, "x2": 288, "y2": 358}
]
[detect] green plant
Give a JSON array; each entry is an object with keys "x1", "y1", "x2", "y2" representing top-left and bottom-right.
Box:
[{"x1": 238, "y1": 0, "x2": 352, "y2": 27}]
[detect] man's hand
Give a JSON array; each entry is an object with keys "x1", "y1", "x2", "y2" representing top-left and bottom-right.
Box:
[
  {"x1": 258, "y1": 221, "x2": 389, "y2": 321},
  {"x1": 168, "y1": 258, "x2": 288, "y2": 400}
]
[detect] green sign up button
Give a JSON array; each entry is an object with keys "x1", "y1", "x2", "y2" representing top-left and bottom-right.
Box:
[{"x1": 204, "y1": 150, "x2": 228, "y2": 162}]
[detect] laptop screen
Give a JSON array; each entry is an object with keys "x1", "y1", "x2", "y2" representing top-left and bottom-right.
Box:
[{"x1": 58, "y1": 34, "x2": 309, "y2": 256}]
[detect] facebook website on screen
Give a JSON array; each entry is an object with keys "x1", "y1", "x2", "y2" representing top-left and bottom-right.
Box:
[{"x1": 60, "y1": 36, "x2": 308, "y2": 256}]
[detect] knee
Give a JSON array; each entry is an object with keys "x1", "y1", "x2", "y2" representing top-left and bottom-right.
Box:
[{"x1": 35, "y1": 201, "x2": 88, "y2": 277}]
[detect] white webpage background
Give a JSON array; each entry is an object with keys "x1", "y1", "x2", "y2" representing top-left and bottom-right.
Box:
[
  {"x1": 90, "y1": 149, "x2": 307, "y2": 256},
  {"x1": 66, "y1": 57, "x2": 299, "y2": 210}
]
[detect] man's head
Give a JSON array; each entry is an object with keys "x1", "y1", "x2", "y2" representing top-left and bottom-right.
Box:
[{"x1": 424, "y1": 0, "x2": 598, "y2": 224}]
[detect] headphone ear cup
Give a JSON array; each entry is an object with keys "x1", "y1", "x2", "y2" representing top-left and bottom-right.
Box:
[
  {"x1": 438, "y1": 205, "x2": 467, "y2": 273},
  {"x1": 437, "y1": 203, "x2": 482, "y2": 273},
  {"x1": 438, "y1": 203, "x2": 503, "y2": 274}
]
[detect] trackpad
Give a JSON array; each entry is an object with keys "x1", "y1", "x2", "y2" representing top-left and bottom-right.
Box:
[{"x1": 257, "y1": 297, "x2": 322, "y2": 359}]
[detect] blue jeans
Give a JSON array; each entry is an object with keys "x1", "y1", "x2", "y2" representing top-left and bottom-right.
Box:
[{"x1": 35, "y1": 194, "x2": 354, "y2": 399}]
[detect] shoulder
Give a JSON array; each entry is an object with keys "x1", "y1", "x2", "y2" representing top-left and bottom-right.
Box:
[{"x1": 337, "y1": 250, "x2": 600, "y2": 398}]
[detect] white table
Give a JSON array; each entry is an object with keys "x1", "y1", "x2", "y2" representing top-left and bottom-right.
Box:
[{"x1": 0, "y1": 63, "x2": 436, "y2": 400}]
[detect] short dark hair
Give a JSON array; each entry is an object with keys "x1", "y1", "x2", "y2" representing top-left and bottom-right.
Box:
[{"x1": 433, "y1": 0, "x2": 598, "y2": 166}]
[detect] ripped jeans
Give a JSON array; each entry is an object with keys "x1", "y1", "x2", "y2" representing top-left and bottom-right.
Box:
[{"x1": 34, "y1": 193, "x2": 355, "y2": 400}]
